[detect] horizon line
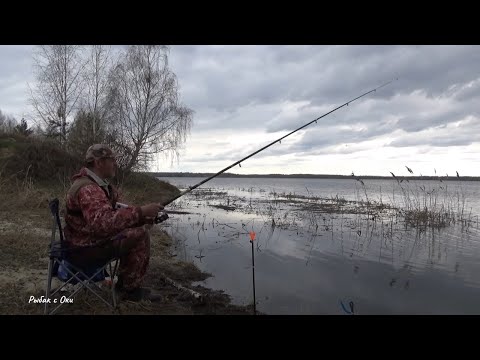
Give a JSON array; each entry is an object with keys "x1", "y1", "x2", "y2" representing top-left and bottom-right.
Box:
[{"x1": 147, "y1": 171, "x2": 480, "y2": 179}]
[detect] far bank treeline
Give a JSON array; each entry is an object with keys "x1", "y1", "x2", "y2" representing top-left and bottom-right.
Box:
[{"x1": 148, "y1": 172, "x2": 480, "y2": 181}]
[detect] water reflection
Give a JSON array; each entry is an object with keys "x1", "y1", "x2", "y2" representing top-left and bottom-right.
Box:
[{"x1": 159, "y1": 177, "x2": 480, "y2": 314}]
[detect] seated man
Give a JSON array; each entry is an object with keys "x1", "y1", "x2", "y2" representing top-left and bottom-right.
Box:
[{"x1": 63, "y1": 144, "x2": 163, "y2": 302}]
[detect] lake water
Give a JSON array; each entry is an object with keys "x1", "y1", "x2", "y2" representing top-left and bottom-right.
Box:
[{"x1": 157, "y1": 177, "x2": 480, "y2": 315}]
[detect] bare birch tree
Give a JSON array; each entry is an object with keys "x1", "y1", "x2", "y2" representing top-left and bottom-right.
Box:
[
  {"x1": 82, "y1": 45, "x2": 113, "y2": 142},
  {"x1": 28, "y1": 45, "x2": 85, "y2": 146},
  {"x1": 106, "y1": 45, "x2": 193, "y2": 172}
]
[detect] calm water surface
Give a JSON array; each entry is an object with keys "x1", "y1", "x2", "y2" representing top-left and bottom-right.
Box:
[{"x1": 158, "y1": 177, "x2": 480, "y2": 315}]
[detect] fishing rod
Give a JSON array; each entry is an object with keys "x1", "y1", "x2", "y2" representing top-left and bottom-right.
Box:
[{"x1": 155, "y1": 79, "x2": 397, "y2": 221}]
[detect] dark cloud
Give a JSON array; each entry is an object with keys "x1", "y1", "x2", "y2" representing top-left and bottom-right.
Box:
[{"x1": 171, "y1": 46, "x2": 480, "y2": 110}]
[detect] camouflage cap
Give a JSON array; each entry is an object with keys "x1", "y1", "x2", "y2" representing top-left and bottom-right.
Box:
[{"x1": 85, "y1": 144, "x2": 116, "y2": 162}]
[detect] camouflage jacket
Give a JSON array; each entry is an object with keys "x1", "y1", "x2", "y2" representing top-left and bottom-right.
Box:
[{"x1": 64, "y1": 167, "x2": 144, "y2": 247}]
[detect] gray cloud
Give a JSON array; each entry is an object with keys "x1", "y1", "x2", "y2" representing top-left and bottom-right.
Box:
[
  {"x1": 171, "y1": 46, "x2": 480, "y2": 110},
  {"x1": 388, "y1": 117, "x2": 480, "y2": 148},
  {"x1": 2, "y1": 45, "x2": 480, "y2": 175},
  {"x1": 168, "y1": 46, "x2": 480, "y2": 162},
  {"x1": 390, "y1": 136, "x2": 473, "y2": 148},
  {"x1": 0, "y1": 45, "x2": 35, "y2": 118},
  {"x1": 452, "y1": 78, "x2": 480, "y2": 102}
]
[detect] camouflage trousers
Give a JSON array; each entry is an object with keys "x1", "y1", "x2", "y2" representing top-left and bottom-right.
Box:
[
  {"x1": 111, "y1": 226, "x2": 151, "y2": 290},
  {"x1": 68, "y1": 226, "x2": 150, "y2": 291}
]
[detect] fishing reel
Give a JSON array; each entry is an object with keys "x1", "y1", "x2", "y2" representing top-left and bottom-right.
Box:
[
  {"x1": 154, "y1": 211, "x2": 169, "y2": 224},
  {"x1": 116, "y1": 202, "x2": 168, "y2": 224}
]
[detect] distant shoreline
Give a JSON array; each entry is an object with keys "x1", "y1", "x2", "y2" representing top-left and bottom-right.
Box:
[{"x1": 148, "y1": 172, "x2": 480, "y2": 181}]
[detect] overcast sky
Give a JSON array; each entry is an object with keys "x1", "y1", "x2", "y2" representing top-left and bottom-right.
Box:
[{"x1": 1, "y1": 45, "x2": 479, "y2": 176}]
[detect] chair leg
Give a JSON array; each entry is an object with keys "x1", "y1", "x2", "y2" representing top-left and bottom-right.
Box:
[
  {"x1": 58, "y1": 263, "x2": 113, "y2": 307},
  {"x1": 109, "y1": 260, "x2": 119, "y2": 309},
  {"x1": 44, "y1": 259, "x2": 54, "y2": 315},
  {"x1": 47, "y1": 259, "x2": 122, "y2": 314}
]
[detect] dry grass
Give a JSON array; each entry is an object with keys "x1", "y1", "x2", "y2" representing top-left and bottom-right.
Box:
[
  {"x1": 0, "y1": 134, "x2": 251, "y2": 315},
  {"x1": 387, "y1": 168, "x2": 471, "y2": 229},
  {"x1": 0, "y1": 209, "x2": 251, "y2": 315}
]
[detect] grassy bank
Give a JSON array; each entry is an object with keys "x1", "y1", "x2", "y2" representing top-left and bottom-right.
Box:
[{"x1": 0, "y1": 135, "x2": 252, "y2": 315}]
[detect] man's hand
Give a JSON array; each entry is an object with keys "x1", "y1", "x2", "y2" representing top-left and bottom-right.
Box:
[{"x1": 140, "y1": 203, "x2": 164, "y2": 218}]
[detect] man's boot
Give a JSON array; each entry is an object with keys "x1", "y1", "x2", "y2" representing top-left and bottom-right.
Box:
[{"x1": 116, "y1": 280, "x2": 163, "y2": 303}]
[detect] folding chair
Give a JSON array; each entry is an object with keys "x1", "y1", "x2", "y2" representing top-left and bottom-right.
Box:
[{"x1": 44, "y1": 198, "x2": 120, "y2": 315}]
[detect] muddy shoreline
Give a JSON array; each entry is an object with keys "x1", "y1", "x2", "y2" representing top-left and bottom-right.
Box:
[{"x1": 0, "y1": 209, "x2": 255, "y2": 315}]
